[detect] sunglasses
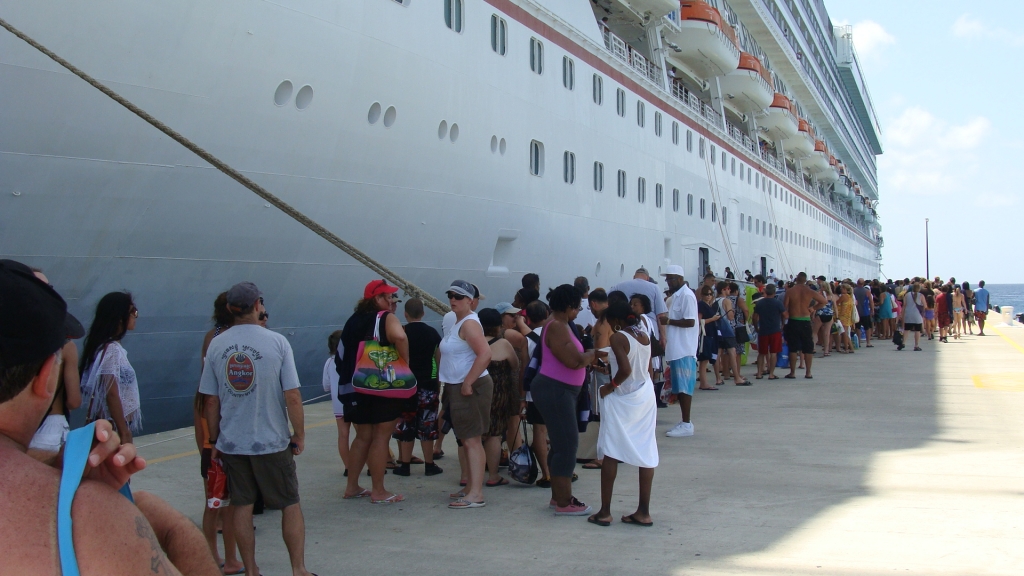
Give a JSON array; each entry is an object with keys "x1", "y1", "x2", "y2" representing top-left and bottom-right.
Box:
[{"x1": 446, "y1": 292, "x2": 467, "y2": 301}]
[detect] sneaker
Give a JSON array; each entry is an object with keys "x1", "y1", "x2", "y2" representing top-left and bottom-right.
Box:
[
  {"x1": 554, "y1": 496, "x2": 592, "y2": 516},
  {"x1": 392, "y1": 462, "x2": 411, "y2": 477},
  {"x1": 666, "y1": 422, "x2": 694, "y2": 438},
  {"x1": 424, "y1": 462, "x2": 443, "y2": 476}
]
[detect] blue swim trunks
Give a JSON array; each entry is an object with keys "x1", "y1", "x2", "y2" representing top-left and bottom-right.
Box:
[{"x1": 668, "y1": 357, "x2": 697, "y2": 396}]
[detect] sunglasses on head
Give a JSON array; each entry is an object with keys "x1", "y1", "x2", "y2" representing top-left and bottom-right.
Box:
[{"x1": 446, "y1": 292, "x2": 467, "y2": 301}]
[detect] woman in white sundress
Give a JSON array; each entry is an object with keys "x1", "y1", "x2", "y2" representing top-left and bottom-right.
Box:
[
  {"x1": 589, "y1": 300, "x2": 658, "y2": 528},
  {"x1": 80, "y1": 291, "x2": 142, "y2": 444}
]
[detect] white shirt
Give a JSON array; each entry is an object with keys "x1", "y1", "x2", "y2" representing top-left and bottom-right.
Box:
[
  {"x1": 574, "y1": 300, "x2": 596, "y2": 330},
  {"x1": 442, "y1": 310, "x2": 456, "y2": 338},
  {"x1": 438, "y1": 313, "x2": 488, "y2": 383},
  {"x1": 665, "y1": 285, "x2": 699, "y2": 361}
]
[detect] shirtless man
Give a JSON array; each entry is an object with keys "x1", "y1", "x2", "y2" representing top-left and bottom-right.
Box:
[
  {"x1": 783, "y1": 272, "x2": 827, "y2": 379},
  {"x1": 0, "y1": 259, "x2": 219, "y2": 576}
]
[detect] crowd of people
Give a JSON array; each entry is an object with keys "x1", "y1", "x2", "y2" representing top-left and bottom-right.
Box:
[{"x1": 0, "y1": 254, "x2": 998, "y2": 575}]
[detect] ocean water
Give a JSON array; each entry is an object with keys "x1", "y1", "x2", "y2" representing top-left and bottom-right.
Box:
[{"x1": 983, "y1": 284, "x2": 1024, "y2": 313}]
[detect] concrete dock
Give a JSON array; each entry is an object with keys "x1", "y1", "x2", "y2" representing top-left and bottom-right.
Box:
[{"x1": 134, "y1": 326, "x2": 1024, "y2": 575}]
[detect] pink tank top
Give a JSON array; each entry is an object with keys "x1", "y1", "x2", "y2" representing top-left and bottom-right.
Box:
[{"x1": 539, "y1": 322, "x2": 586, "y2": 386}]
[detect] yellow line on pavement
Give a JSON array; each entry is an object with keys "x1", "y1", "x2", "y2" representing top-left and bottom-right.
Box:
[
  {"x1": 144, "y1": 418, "x2": 336, "y2": 465},
  {"x1": 991, "y1": 326, "x2": 1024, "y2": 355}
]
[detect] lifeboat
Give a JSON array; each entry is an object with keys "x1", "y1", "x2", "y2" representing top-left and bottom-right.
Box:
[
  {"x1": 818, "y1": 154, "x2": 840, "y2": 183},
  {"x1": 622, "y1": 0, "x2": 678, "y2": 19},
  {"x1": 782, "y1": 118, "x2": 813, "y2": 158},
  {"x1": 757, "y1": 93, "x2": 798, "y2": 141},
  {"x1": 664, "y1": 2, "x2": 740, "y2": 80},
  {"x1": 719, "y1": 52, "x2": 774, "y2": 113},
  {"x1": 803, "y1": 140, "x2": 830, "y2": 174}
]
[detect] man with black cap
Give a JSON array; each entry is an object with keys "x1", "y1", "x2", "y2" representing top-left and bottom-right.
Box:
[
  {"x1": 0, "y1": 259, "x2": 219, "y2": 575},
  {"x1": 200, "y1": 281, "x2": 315, "y2": 576}
]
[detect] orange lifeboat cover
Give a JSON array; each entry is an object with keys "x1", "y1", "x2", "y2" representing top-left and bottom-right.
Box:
[
  {"x1": 722, "y1": 24, "x2": 740, "y2": 49},
  {"x1": 797, "y1": 119, "x2": 810, "y2": 133},
  {"x1": 770, "y1": 93, "x2": 791, "y2": 110},
  {"x1": 738, "y1": 52, "x2": 762, "y2": 73},
  {"x1": 679, "y1": 2, "x2": 722, "y2": 27},
  {"x1": 829, "y1": 155, "x2": 837, "y2": 166},
  {"x1": 814, "y1": 140, "x2": 826, "y2": 153}
]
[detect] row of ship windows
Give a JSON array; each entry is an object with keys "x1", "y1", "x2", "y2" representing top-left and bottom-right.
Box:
[
  {"x1": 426, "y1": 1, "x2": 866, "y2": 245},
  {"x1": 738, "y1": 214, "x2": 860, "y2": 260}
]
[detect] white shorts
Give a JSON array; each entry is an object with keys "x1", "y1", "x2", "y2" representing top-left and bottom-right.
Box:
[
  {"x1": 29, "y1": 414, "x2": 70, "y2": 452},
  {"x1": 330, "y1": 379, "x2": 345, "y2": 419}
]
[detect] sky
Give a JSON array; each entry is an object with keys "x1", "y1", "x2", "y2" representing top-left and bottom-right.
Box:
[{"x1": 826, "y1": 0, "x2": 1024, "y2": 283}]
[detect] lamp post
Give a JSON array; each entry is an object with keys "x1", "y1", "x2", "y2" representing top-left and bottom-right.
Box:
[{"x1": 925, "y1": 218, "x2": 930, "y2": 279}]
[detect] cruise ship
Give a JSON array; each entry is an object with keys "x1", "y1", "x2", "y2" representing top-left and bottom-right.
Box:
[{"x1": 0, "y1": 0, "x2": 883, "y2": 433}]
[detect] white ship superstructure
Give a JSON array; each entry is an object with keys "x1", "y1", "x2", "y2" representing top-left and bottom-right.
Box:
[{"x1": 0, "y1": 0, "x2": 882, "y2": 432}]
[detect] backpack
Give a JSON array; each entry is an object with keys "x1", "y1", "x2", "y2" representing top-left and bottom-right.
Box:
[{"x1": 507, "y1": 419, "x2": 538, "y2": 484}]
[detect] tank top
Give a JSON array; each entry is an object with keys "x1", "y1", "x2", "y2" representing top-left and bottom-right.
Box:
[
  {"x1": 438, "y1": 313, "x2": 488, "y2": 384},
  {"x1": 538, "y1": 322, "x2": 586, "y2": 386},
  {"x1": 608, "y1": 328, "x2": 652, "y2": 395}
]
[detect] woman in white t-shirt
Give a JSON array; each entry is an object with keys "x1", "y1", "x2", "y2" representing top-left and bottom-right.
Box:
[{"x1": 321, "y1": 330, "x2": 350, "y2": 474}]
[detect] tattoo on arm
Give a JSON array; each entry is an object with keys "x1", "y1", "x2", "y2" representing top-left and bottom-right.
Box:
[{"x1": 135, "y1": 515, "x2": 172, "y2": 575}]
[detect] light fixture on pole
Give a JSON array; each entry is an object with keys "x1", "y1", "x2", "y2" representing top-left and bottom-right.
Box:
[{"x1": 925, "y1": 218, "x2": 930, "y2": 279}]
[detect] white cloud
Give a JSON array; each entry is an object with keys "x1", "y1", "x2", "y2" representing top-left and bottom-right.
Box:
[
  {"x1": 952, "y1": 13, "x2": 1024, "y2": 46},
  {"x1": 879, "y1": 107, "x2": 992, "y2": 197},
  {"x1": 851, "y1": 20, "x2": 896, "y2": 58}
]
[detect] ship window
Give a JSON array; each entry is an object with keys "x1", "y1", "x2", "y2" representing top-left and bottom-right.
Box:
[
  {"x1": 755, "y1": 173, "x2": 759, "y2": 187},
  {"x1": 722, "y1": 206, "x2": 727, "y2": 225},
  {"x1": 687, "y1": 193, "x2": 694, "y2": 215},
  {"x1": 672, "y1": 188, "x2": 680, "y2": 212},
  {"x1": 687, "y1": 130, "x2": 693, "y2": 152},
  {"x1": 616, "y1": 89, "x2": 625, "y2": 117},
  {"x1": 756, "y1": 218, "x2": 760, "y2": 233},
  {"x1": 444, "y1": 0, "x2": 463, "y2": 33},
  {"x1": 637, "y1": 177, "x2": 646, "y2": 203},
  {"x1": 490, "y1": 15, "x2": 507, "y2": 55},
  {"x1": 529, "y1": 140, "x2": 544, "y2": 176},
  {"x1": 617, "y1": 170, "x2": 627, "y2": 198},
  {"x1": 636, "y1": 101, "x2": 645, "y2": 127},
  {"x1": 530, "y1": 38, "x2": 544, "y2": 74},
  {"x1": 656, "y1": 183, "x2": 664, "y2": 208},
  {"x1": 699, "y1": 138, "x2": 706, "y2": 159},
  {"x1": 594, "y1": 161, "x2": 604, "y2": 191},
  {"x1": 700, "y1": 198, "x2": 706, "y2": 220},
  {"x1": 563, "y1": 151, "x2": 576, "y2": 184},
  {"x1": 731, "y1": 157, "x2": 736, "y2": 176},
  {"x1": 711, "y1": 202, "x2": 717, "y2": 222},
  {"x1": 655, "y1": 112, "x2": 662, "y2": 137},
  {"x1": 738, "y1": 162, "x2": 742, "y2": 179},
  {"x1": 721, "y1": 151, "x2": 726, "y2": 170},
  {"x1": 748, "y1": 169, "x2": 752, "y2": 185},
  {"x1": 562, "y1": 56, "x2": 575, "y2": 90},
  {"x1": 709, "y1": 144, "x2": 715, "y2": 162},
  {"x1": 740, "y1": 213, "x2": 745, "y2": 230},
  {"x1": 593, "y1": 74, "x2": 603, "y2": 105},
  {"x1": 672, "y1": 121, "x2": 679, "y2": 144},
  {"x1": 748, "y1": 215, "x2": 752, "y2": 231}
]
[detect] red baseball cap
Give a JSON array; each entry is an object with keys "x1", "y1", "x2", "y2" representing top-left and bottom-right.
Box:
[{"x1": 364, "y1": 279, "x2": 399, "y2": 300}]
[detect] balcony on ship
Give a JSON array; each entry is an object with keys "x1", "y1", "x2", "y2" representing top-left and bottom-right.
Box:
[
  {"x1": 719, "y1": 51, "x2": 774, "y2": 113},
  {"x1": 782, "y1": 118, "x2": 813, "y2": 158},
  {"x1": 663, "y1": 1, "x2": 740, "y2": 82},
  {"x1": 756, "y1": 92, "x2": 798, "y2": 141}
]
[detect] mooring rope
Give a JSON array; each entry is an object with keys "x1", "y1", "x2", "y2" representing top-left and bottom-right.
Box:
[{"x1": 0, "y1": 16, "x2": 450, "y2": 315}]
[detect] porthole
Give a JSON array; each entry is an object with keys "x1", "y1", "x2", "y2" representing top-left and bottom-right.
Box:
[
  {"x1": 438, "y1": 120, "x2": 449, "y2": 140},
  {"x1": 619, "y1": 263, "x2": 625, "y2": 277},
  {"x1": 449, "y1": 123, "x2": 459, "y2": 143},
  {"x1": 490, "y1": 135, "x2": 498, "y2": 153},
  {"x1": 499, "y1": 138, "x2": 506, "y2": 155},
  {"x1": 593, "y1": 161, "x2": 604, "y2": 192},
  {"x1": 274, "y1": 80, "x2": 293, "y2": 106},
  {"x1": 655, "y1": 184, "x2": 663, "y2": 208},
  {"x1": 295, "y1": 85, "x2": 313, "y2": 110},
  {"x1": 593, "y1": 74, "x2": 604, "y2": 105},
  {"x1": 367, "y1": 102, "x2": 382, "y2": 124},
  {"x1": 595, "y1": 262, "x2": 602, "y2": 276},
  {"x1": 383, "y1": 106, "x2": 397, "y2": 127}
]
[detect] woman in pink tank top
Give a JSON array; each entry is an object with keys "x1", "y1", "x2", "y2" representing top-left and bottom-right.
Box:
[{"x1": 531, "y1": 285, "x2": 599, "y2": 517}]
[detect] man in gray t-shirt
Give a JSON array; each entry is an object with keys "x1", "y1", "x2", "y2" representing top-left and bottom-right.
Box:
[
  {"x1": 611, "y1": 268, "x2": 668, "y2": 343},
  {"x1": 200, "y1": 282, "x2": 314, "y2": 576}
]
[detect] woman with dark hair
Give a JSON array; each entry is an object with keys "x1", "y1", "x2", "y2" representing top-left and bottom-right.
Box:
[
  {"x1": 697, "y1": 286, "x2": 721, "y2": 389},
  {"x1": 588, "y1": 301, "x2": 658, "y2": 527},
  {"x1": 531, "y1": 284, "x2": 598, "y2": 516},
  {"x1": 478, "y1": 308, "x2": 520, "y2": 487},
  {"x1": 714, "y1": 282, "x2": 747, "y2": 385},
  {"x1": 961, "y1": 281, "x2": 974, "y2": 335},
  {"x1": 936, "y1": 284, "x2": 952, "y2": 343},
  {"x1": 628, "y1": 294, "x2": 656, "y2": 382},
  {"x1": 338, "y1": 279, "x2": 409, "y2": 503},
  {"x1": 80, "y1": 291, "x2": 142, "y2": 445},
  {"x1": 194, "y1": 292, "x2": 241, "y2": 573}
]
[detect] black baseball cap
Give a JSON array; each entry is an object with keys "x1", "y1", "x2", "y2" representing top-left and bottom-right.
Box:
[{"x1": 0, "y1": 259, "x2": 71, "y2": 367}]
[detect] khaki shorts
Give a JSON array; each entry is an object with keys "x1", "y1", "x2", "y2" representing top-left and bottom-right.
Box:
[
  {"x1": 221, "y1": 449, "x2": 299, "y2": 509},
  {"x1": 442, "y1": 375, "x2": 493, "y2": 439}
]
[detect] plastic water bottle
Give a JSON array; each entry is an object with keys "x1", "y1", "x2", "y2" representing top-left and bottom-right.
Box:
[
  {"x1": 852, "y1": 333, "x2": 860, "y2": 349},
  {"x1": 859, "y1": 326, "x2": 867, "y2": 341}
]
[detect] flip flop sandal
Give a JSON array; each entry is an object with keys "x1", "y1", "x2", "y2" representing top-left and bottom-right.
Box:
[
  {"x1": 767, "y1": 376, "x2": 779, "y2": 380},
  {"x1": 582, "y1": 461, "x2": 603, "y2": 469},
  {"x1": 588, "y1": 514, "x2": 611, "y2": 527},
  {"x1": 448, "y1": 498, "x2": 486, "y2": 509},
  {"x1": 486, "y1": 477, "x2": 509, "y2": 487},
  {"x1": 621, "y1": 514, "x2": 654, "y2": 527},
  {"x1": 409, "y1": 456, "x2": 425, "y2": 465},
  {"x1": 385, "y1": 461, "x2": 398, "y2": 470},
  {"x1": 449, "y1": 491, "x2": 466, "y2": 499},
  {"x1": 370, "y1": 493, "x2": 405, "y2": 504},
  {"x1": 343, "y1": 489, "x2": 372, "y2": 500},
  {"x1": 222, "y1": 568, "x2": 246, "y2": 575},
  {"x1": 784, "y1": 374, "x2": 796, "y2": 379},
  {"x1": 698, "y1": 387, "x2": 719, "y2": 391}
]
